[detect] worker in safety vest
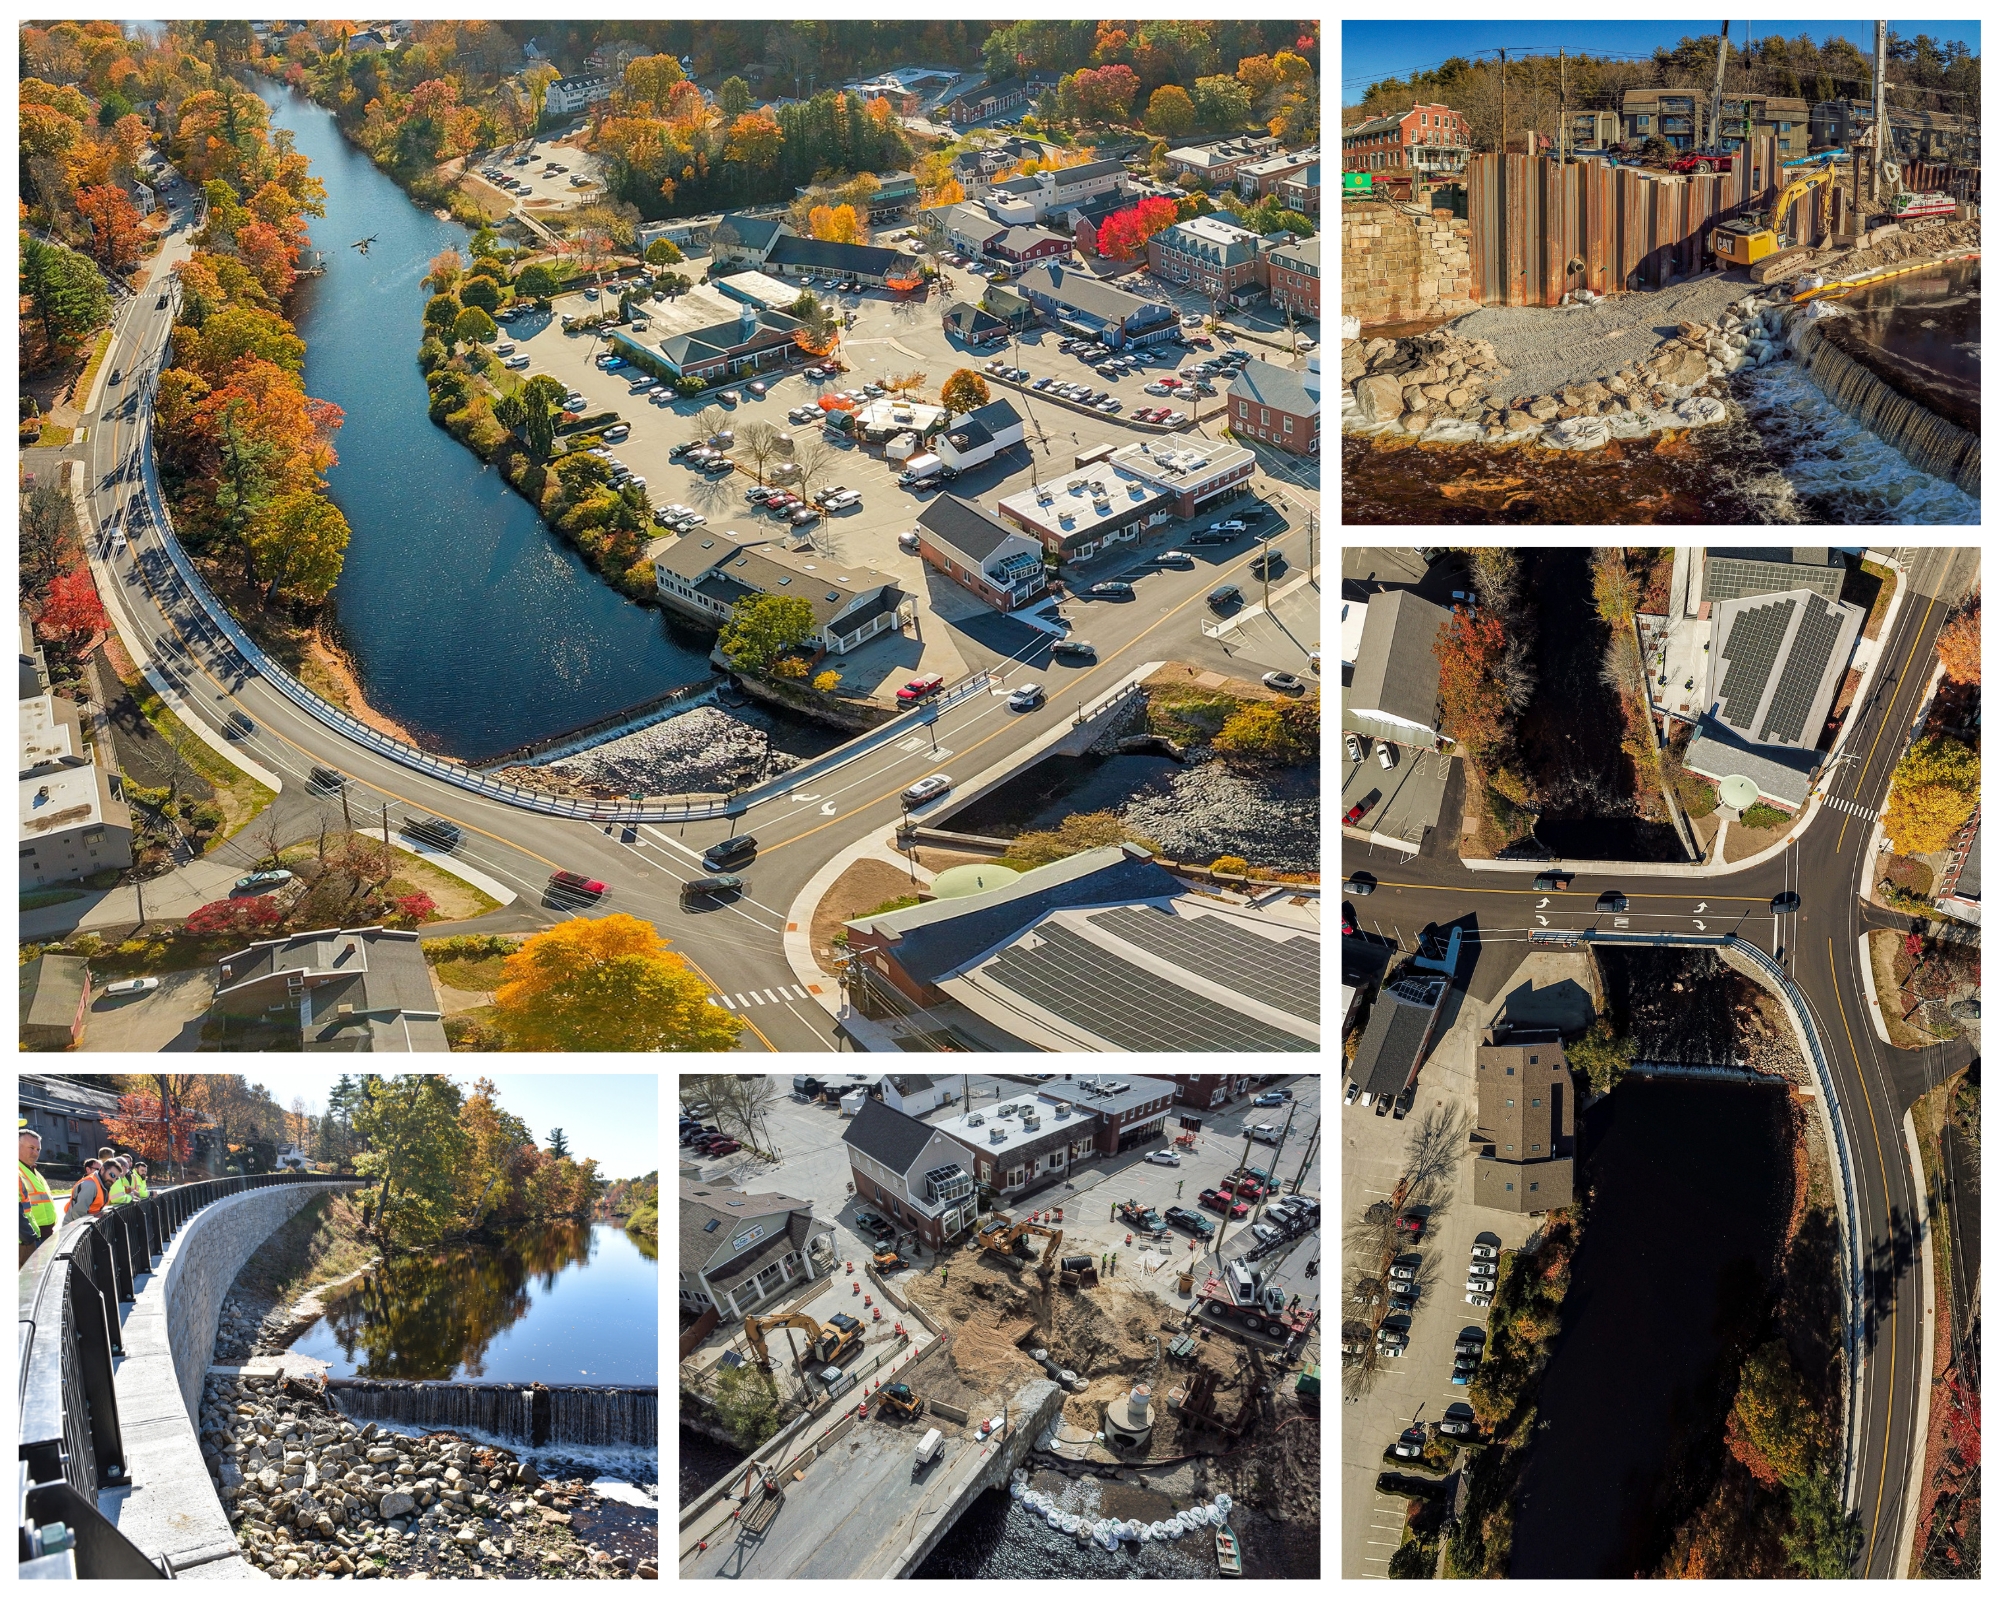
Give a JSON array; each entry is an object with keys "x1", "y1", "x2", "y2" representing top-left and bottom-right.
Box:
[
  {"x1": 130, "y1": 1163, "x2": 151, "y2": 1201},
  {"x1": 20, "y1": 1121, "x2": 59, "y2": 1267},
  {"x1": 108, "y1": 1158, "x2": 136, "y2": 1206},
  {"x1": 65, "y1": 1158, "x2": 108, "y2": 1223}
]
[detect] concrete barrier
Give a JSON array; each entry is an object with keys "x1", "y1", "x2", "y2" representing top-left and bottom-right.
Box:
[{"x1": 104, "y1": 1180, "x2": 360, "y2": 1576}]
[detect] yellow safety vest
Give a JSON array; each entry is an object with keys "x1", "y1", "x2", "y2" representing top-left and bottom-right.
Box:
[
  {"x1": 131, "y1": 1174, "x2": 150, "y2": 1200},
  {"x1": 109, "y1": 1176, "x2": 133, "y2": 1206},
  {"x1": 20, "y1": 1162, "x2": 58, "y2": 1233}
]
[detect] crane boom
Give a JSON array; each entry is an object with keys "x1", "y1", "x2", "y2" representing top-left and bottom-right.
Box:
[{"x1": 1706, "y1": 21, "x2": 1730, "y2": 153}]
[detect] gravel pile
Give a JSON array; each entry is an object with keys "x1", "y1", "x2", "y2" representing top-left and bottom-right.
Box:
[
  {"x1": 540, "y1": 706, "x2": 796, "y2": 799},
  {"x1": 202, "y1": 1375, "x2": 656, "y2": 1579}
]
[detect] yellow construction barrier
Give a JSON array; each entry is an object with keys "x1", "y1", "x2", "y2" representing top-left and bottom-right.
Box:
[{"x1": 1790, "y1": 249, "x2": 1981, "y2": 303}]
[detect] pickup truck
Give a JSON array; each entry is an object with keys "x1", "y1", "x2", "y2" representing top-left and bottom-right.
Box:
[{"x1": 897, "y1": 452, "x2": 944, "y2": 487}]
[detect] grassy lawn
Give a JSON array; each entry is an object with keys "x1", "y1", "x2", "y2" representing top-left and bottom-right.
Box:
[
  {"x1": 272, "y1": 835, "x2": 501, "y2": 925},
  {"x1": 35, "y1": 423, "x2": 75, "y2": 448},
  {"x1": 74, "y1": 326, "x2": 114, "y2": 407},
  {"x1": 21, "y1": 888, "x2": 87, "y2": 911},
  {"x1": 1867, "y1": 928, "x2": 1946, "y2": 1049},
  {"x1": 1853, "y1": 559, "x2": 1898, "y2": 641},
  {"x1": 120, "y1": 666, "x2": 276, "y2": 843},
  {"x1": 431, "y1": 951, "x2": 513, "y2": 990}
]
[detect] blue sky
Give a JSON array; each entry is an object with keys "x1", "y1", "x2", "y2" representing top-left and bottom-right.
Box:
[
  {"x1": 244, "y1": 1072, "x2": 659, "y2": 1180},
  {"x1": 1342, "y1": 20, "x2": 1981, "y2": 104}
]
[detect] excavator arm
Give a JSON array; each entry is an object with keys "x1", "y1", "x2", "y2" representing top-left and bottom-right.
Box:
[{"x1": 743, "y1": 1312, "x2": 835, "y2": 1370}]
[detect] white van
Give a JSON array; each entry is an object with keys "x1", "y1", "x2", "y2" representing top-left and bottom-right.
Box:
[{"x1": 915, "y1": 1428, "x2": 943, "y2": 1466}]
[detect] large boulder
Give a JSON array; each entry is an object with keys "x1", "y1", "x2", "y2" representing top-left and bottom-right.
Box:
[
  {"x1": 1351, "y1": 374, "x2": 1405, "y2": 424},
  {"x1": 1527, "y1": 396, "x2": 1561, "y2": 420}
]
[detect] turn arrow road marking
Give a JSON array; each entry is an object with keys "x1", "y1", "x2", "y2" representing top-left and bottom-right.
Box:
[
  {"x1": 820, "y1": 802, "x2": 837, "y2": 815},
  {"x1": 1693, "y1": 919, "x2": 1707, "y2": 930},
  {"x1": 1535, "y1": 897, "x2": 1550, "y2": 908},
  {"x1": 1535, "y1": 915, "x2": 1548, "y2": 926},
  {"x1": 1694, "y1": 902, "x2": 1708, "y2": 913}
]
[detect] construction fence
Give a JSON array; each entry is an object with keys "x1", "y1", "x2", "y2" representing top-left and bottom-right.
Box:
[{"x1": 1467, "y1": 134, "x2": 1839, "y2": 307}]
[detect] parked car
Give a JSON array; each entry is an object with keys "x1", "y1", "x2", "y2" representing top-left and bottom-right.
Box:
[
  {"x1": 232, "y1": 870, "x2": 293, "y2": 894},
  {"x1": 1252, "y1": 1091, "x2": 1287, "y2": 1107},
  {"x1": 1465, "y1": 1274, "x2": 1496, "y2": 1292},
  {"x1": 1163, "y1": 1205, "x2": 1215, "y2": 1238},
  {"x1": 681, "y1": 874, "x2": 746, "y2": 905},
  {"x1": 1388, "y1": 1263, "x2": 1417, "y2": 1282},
  {"x1": 1088, "y1": 581, "x2": 1135, "y2": 599},
  {"x1": 700, "y1": 1138, "x2": 742, "y2": 1156},
  {"x1": 1344, "y1": 1083, "x2": 1362, "y2": 1105},
  {"x1": 1465, "y1": 1291, "x2": 1493, "y2": 1307},
  {"x1": 1263, "y1": 671, "x2": 1305, "y2": 694},
  {"x1": 1470, "y1": 1243, "x2": 1498, "y2": 1261},
  {"x1": 1249, "y1": 1222, "x2": 1284, "y2": 1245},
  {"x1": 102, "y1": 976, "x2": 161, "y2": 998},
  {"x1": 1155, "y1": 550, "x2": 1194, "y2": 568},
  {"x1": 895, "y1": 673, "x2": 946, "y2": 705},
  {"x1": 1533, "y1": 870, "x2": 1575, "y2": 890},
  {"x1": 852, "y1": 1209, "x2": 896, "y2": 1240},
  {"x1": 1439, "y1": 1412, "x2": 1475, "y2": 1436},
  {"x1": 401, "y1": 815, "x2": 463, "y2": 851},
  {"x1": 1198, "y1": 1188, "x2": 1249, "y2": 1218}
]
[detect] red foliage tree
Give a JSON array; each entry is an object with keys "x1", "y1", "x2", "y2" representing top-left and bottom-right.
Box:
[
  {"x1": 183, "y1": 896, "x2": 285, "y2": 938},
  {"x1": 1093, "y1": 195, "x2": 1180, "y2": 261},
  {"x1": 1935, "y1": 596, "x2": 1979, "y2": 685},
  {"x1": 76, "y1": 182, "x2": 145, "y2": 270},
  {"x1": 103, "y1": 1091, "x2": 204, "y2": 1168},
  {"x1": 1070, "y1": 63, "x2": 1140, "y2": 121},
  {"x1": 38, "y1": 564, "x2": 107, "y2": 652},
  {"x1": 391, "y1": 891, "x2": 437, "y2": 924},
  {"x1": 1434, "y1": 608, "x2": 1511, "y2": 761}
]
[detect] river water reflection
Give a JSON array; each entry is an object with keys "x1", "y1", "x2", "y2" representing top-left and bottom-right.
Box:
[
  {"x1": 254, "y1": 83, "x2": 718, "y2": 760},
  {"x1": 290, "y1": 1222, "x2": 656, "y2": 1384}
]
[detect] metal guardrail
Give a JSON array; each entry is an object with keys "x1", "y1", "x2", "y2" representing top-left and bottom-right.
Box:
[
  {"x1": 18, "y1": 1173, "x2": 348, "y2": 1578},
  {"x1": 1581, "y1": 930, "x2": 1864, "y2": 1509}
]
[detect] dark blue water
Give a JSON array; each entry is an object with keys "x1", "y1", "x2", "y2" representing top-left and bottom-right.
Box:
[
  {"x1": 289, "y1": 1222, "x2": 657, "y2": 1384},
  {"x1": 255, "y1": 82, "x2": 715, "y2": 760},
  {"x1": 1508, "y1": 1080, "x2": 1792, "y2": 1578}
]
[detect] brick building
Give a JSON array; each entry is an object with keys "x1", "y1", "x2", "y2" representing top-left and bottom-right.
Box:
[
  {"x1": 1471, "y1": 1033, "x2": 1576, "y2": 1212},
  {"x1": 1343, "y1": 104, "x2": 1470, "y2": 176},
  {"x1": 931, "y1": 1097, "x2": 1101, "y2": 1202},
  {"x1": 1264, "y1": 235, "x2": 1320, "y2": 320},
  {"x1": 1228, "y1": 356, "x2": 1318, "y2": 455},
  {"x1": 1168, "y1": 1073, "x2": 1252, "y2": 1110},
  {"x1": 1146, "y1": 215, "x2": 1265, "y2": 298}
]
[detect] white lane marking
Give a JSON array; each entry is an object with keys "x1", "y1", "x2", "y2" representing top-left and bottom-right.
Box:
[
  {"x1": 1693, "y1": 919, "x2": 1707, "y2": 930},
  {"x1": 762, "y1": 989, "x2": 783, "y2": 1004},
  {"x1": 1535, "y1": 915, "x2": 1548, "y2": 926},
  {"x1": 1694, "y1": 901, "x2": 1708, "y2": 913},
  {"x1": 791, "y1": 792, "x2": 821, "y2": 803},
  {"x1": 744, "y1": 992, "x2": 764, "y2": 1006},
  {"x1": 1535, "y1": 896, "x2": 1549, "y2": 908},
  {"x1": 820, "y1": 802, "x2": 837, "y2": 815}
]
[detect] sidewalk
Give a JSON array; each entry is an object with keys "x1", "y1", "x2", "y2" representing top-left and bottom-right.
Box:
[
  {"x1": 781, "y1": 830, "x2": 938, "y2": 1052},
  {"x1": 22, "y1": 857, "x2": 244, "y2": 940}
]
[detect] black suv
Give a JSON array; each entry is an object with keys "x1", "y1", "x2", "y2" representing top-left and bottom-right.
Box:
[
  {"x1": 1533, "y1": 870, "x2": 1574, "y2": 890},
  {"x1": 401, "y1": 814, "x2": 463, "y2": 851},
  {"x1": 1596, "y1": 890, "x2": 1629, "y2": 912},
  {"x1": 703, "y1": 835, "x2": 758, "y2": 870},
  {"x1": 1163, "y1": 1205, "x2": 1216, "y2": 1238}
]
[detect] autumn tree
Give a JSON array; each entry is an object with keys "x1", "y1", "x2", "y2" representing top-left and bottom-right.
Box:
[
  {"x1": 1568, "y1": 1017, "x2": 1634, "y2": 1096},
  {"x1": 103, "y1": 1091, "x2": 204, "y2": 1171},
  {"x1": 1434, "y1": 607, "x2": 1511, "y2": 762},
  {"x1": 75, "y1": 183, "x2": 144, "y2": 270},
  {"x1": 183, "y1": 895, "x2": 286, "y2": 938},
  {"x1": 492, "y1": 914, "x2": 743, "y2": 1052},
  {"x1": 423, "y1": 292, "x2": 462, "y2": 335},
  {"x1": 37, "y1": 566, "x2": 107, "y2": 654},
  {"x1": 458, "y1": 273, "x2": 501, "y2": 314},
  {"x1": 1093, "y1": 195, "x2": 1180, "y2": 259},
  {"x1": 518, "y1": 375, "x2": 568, "y2": 457},
  {"x1": 247, "y1": 490, "x2": 351, "y2": 604},
  {"x1": 1935, "y1": 595, "x2": 1979, "y2": 684},
  {"x1": 1730, "y1": 1340, "x2": 1826, "y2": 1484},
  {"x1": 452, "y1": 305, "x2": 498, "y2": 348},
  {"x1": 807, "y1": 203, "x2": 863, "y2": 244},
  {"x1": 514, "y1": 262, "x2": 560, "y2": 301},
  {"x1": 1589, "y1": 547, "x2": 1640, "y2": 627},
  {"x1": 720, "y1": 592, "x2": 820, "y2": 672},
  {"x1": 1884, "y1": 734, "x2": 1980, "y2": 854},
  {"x1": 1146, "y1": 84, "x2": 1199, "y2": 136},
  {"x1": 20, "y1": 482, "x2": 85, "y2": 597},
  {"x1": 622, "y1": 53, "x2": 686, "y2": 114},
  {"x1": 940, "y1": 369, "x2": 991, "y2": 413}
]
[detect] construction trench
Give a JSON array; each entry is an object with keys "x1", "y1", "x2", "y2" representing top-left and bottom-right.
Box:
[
  {"x1": 890, "y1": 1237, "x2": 1321, "y2": 1577},
  {"x1": 1343, "y1": 145, "x2": 1981, "y2": 524}
]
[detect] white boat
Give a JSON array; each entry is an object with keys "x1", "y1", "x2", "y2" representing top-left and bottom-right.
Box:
[{"x1": 1216, "y1": 1525, "x2": 1243, "y2": 1577}]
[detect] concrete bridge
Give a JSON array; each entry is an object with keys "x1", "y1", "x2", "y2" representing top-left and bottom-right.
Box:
[{"x1": 103, "y1": 1179, "x2": 361, "y2": 1576}]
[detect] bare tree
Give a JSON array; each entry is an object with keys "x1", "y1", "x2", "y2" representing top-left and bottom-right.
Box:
[
  {"x1": 791, "y1": 435, "x2": 834, "y2": 502},
  {"x1": 253, "y1": 811, "x2": 285, "y2": 870},
  {"x1": 694, "y1": 404, "x2": 728, "y2": 442},
  {"x1": 686, "y1": 1074, "x2": 781, "y2": 1160},
  {"x1": 736, "y1": 421, "x2": 780, "y2": 485}
]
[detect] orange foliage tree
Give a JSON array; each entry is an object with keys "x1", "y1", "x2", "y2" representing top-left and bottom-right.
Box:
[
  {"x1": 1434, "y1": 608, "x2": 1511, "y2": 762},
  {"x1": 1936, "y1": 595, "x2": 1979, "y2": 684},
  {"x1": 103, "y1": 1090, "x2": 204, "y2": 1171},
  {"x1": 75, "y1": 182, "x2": 144, "y2": 269}
]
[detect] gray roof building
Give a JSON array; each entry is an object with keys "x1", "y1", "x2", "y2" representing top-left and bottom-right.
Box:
[
  {"x1": 1344, "y1": 588, "x2": 1450, "y2": 751},
  {"x1": 679, "y1": 1180, "x2": 836, "y2": 1321},
  {"x1": 19, "y1": 958, "x2": 90, "y2": 1050},
  {"x1": 1228, "y1": 358, "x2": 1318, "y2": 420},
  {"x1": 713, "y1": 213, "x2": 784, "y2": 255},
  {"x1": 1708, "y1": 588, "x2": 1863, "y2": 750},
  {"x1": 210, "y1": 928, "x2": 447, "y2": 1051},
  {"x1": 1699, "y1": 547, "x2": 1846, "y2": 603},
  {"x1": 917, "y1": 494, "x2": 1022, "y2": 565},
  {"x1": 1352, "y1": 970, "x2": 1449, "y2": 1103},
  {"x1": 1683, "y1": 713, "x2": 1820, "y2": 809}
]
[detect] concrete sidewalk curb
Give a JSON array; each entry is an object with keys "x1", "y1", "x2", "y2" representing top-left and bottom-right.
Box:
[
  {"x1": 1896, "y1": 1107, "x2": 1938, "y2": 1580},
  {"x1": 1856, "y1": 932, "x2": 1894, "y2": 1044},
  {"x1": 781, "y1": 829, "x2": 935, "y2": 1050},
  {"x1": 1459, "y1": 795, "x2": 1820, "y2": 878},
  {"x1": 1205, "y1": 569, "x2": 1318, "y2": 638},
  {"x1": 400, "y1": 840, "x2": 520, "y2": 906},
  {"x1": 140, "y1": 665, "x2": 285, "y2": 793}
]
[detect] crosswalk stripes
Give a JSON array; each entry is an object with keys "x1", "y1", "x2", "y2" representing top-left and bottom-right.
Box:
[
  {"x1": 1821, "y1": 796, "x2": 1880, "y2": 819},
  {"x1": 712, "y1": 985, "x2": 812, "y2": 1009}
]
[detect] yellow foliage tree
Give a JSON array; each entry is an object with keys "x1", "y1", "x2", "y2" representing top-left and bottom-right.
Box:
[
  {"x1": 1936, "y1": 596, "x2": 1979, "y2": 685},
  {"x1": 807, "y1": 203, "x2": 862, "y2": 244},
  {"x1": 492, "y1": 914, "x2": 742, "y2": 1052},
  {"x1": 1883, "y1": 734, "x2": 1979, "y2": 854}
]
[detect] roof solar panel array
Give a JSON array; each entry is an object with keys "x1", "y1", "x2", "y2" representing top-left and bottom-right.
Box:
[
  {"x1": 1716, "y1": 598, "x2": 1795, "y2": 730},
  {"x1": 1759, "y1": 593, "x2": 1842, "y2": 745},
  {"x1": 983, "y1": 923, "x2": 1313, "y2": 1052},
  {"x1": 1088, "y1": 906, "x2": 1320, "y2": 1023}
]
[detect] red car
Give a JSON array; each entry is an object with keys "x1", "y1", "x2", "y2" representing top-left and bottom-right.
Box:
[
  {"x1": 1199, "y1": 1188, "x2": 1250, "y2": 1218},
  {"x1": 1343, "y1": 801, "x2": 1369, "y2": 826},
  {"x1": 699, "y1": 1138, "x2": 741, "y2": 1156},
  {"x1": 1342, "y1": 906, "x2": 1358, "y2": 934},
  {"x1": 1394, "y1": 1214, "x2": 1425, "y2": 1237},
  {"x1": 1221, "y1": 1174, "x2": 1265, "y2": 1200},
  {"x1": 549, "y1": 870, "x2": 606, "y2": 900}
]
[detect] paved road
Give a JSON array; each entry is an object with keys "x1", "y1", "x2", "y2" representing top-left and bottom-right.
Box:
[
  {"x1": 1340, "y1": 545, "x2": 1977, "y2": 1576},
  {"x1": 59, "y1": 183, "x2": 1321, "y2": 1055}
]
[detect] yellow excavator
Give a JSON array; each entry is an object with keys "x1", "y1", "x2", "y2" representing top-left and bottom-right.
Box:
[
  {"x1": 981, "y1": 1219, "x2": 1065, "y2": 1275},
  {"x1": 742, "y1": 1311, "x2": 863, "y2": 1373},
  {"x1": 1711, "y1": 160, "x2": 1838, "y2": 283}
]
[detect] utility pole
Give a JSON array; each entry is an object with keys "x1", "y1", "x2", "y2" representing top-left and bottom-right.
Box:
[
  {"x1": 339, "y1": 783, "x2": 352, "y2": 833},
  {"x1": 380, "y1": 803, "x2": 391, "y2": 850},
  {"x1": 1871, "y1": 19, "x2": 1888, "y2": 209},
  {"x1": 1499, "y1": 49, "x2": 1507, "y2": 158}
]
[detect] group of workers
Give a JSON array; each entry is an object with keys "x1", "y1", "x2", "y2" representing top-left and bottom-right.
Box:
[{"x1": 18, "y1": 1120, "x2": 152, "y2": 1266}]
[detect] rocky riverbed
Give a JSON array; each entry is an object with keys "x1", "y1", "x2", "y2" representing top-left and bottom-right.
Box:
[{"x1": 201, "y1": 1374, "x2": 657, "y2": 1580}]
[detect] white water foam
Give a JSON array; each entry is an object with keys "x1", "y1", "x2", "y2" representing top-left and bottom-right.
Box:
[{"x1": 363, "y1": 1417, "x2": 658, "y2": 1500}]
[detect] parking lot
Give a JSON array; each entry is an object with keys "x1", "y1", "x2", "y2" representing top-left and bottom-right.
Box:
[
  {"x1": 1341, "y1": 736, "x2": 1452, "y2": 852},
  {"x1": 465, "y1": 133, "x2": 604, "y2": 215}
]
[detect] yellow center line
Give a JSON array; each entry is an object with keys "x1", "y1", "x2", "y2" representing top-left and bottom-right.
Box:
[
  {"x1": 1826, "y1": 937, "x2": 1895, "y2": 1572},
  {"x1": 106, "y1": 409, "x2": 780, "y2": 1053}
]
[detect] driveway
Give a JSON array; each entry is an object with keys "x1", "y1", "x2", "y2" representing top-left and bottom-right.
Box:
[{"x1": 81, "y1": 967, "x2": 215, "y2": 1052}]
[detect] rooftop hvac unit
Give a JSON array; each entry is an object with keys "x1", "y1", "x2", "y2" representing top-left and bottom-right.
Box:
[
  {"x1": 967, "y1": 1112, "x2": 985, "y2": 1125},
  {"x1": 1054, "y1": 1105, "x2": 1069, "y2": 1118},
  {"x1": 990, "y1": 1127, "x2": 1008, "y2": 1144}
]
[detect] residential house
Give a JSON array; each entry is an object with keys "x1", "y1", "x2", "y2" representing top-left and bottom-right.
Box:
[
  {"x1": 709, "y1": 213, "x2": 787, "y2": 271},
  {"x1": 1472, "y1": 1032, "x2": 1576, "y2": 1213},
  {"x1": 19, "y1": 958, "x2": 91, "y2": 1051},
  {"x1": 1164, "y1": 135, "x2": 1280, "y2": 185},
  {"x1": 931, "y1": 397, "x2": 1025, "y2": 474},
  {"x1": 950, "y1": 137, "x2": 1060, "y2": 199},
  {"x1": 1349, "y1": 969, "x2": 1451, "y2": 1107},
  {"x1": 543, "y1": 75, "x2": 612, "y2": 117},
  {"x1": 679, "y1": 1180, "x2": 837, "y2": 1320},
  {"x1": 947, "y1": 75, "x2": 1054, "y2": 125},
  {"x1": 988, "y1": 225, "x2": 1071, "y2": 267},
  {"x1": 1568, "y1": 110, "x2": 1622, "y2": 152},
  {"x1": 1012, "y1": 262, "x2": 1178, "y2": 348},
  {"x1": 1227, "y1": 356, "x2": 1319, "y2": 455},
  {"x1": 1167, "y1": 1073, "x2": 1252, "y2": 1110},
  {"x1": 941, "y1": 300, "x2": 1009, "y2": 345},
  {"x1": 877, "y1": 1074, "x2": 947, "y2": 1117},
  {"x1": 926, "y1": 202, "x2": 1010, "y2": 257},
  {"x1": 209, "y1": 927, "x2": 449, "y2": 1051},
  {"x1": 979, "y1": 284, "x2": 1037, "y2": 332},
  {"x1": 344, "y1": 28, "x2": 388, "y2": 53},
  {"x1": 1278, "y1": 164, "x2": 1320, "y2": 213},
  {"x1": 1343, "y1": 105, "x2": 1470, "y2": 176},
  {"x1": 1237, "y1": 148, "x2": 1319, "y2": 198},
  {"x1": 841, "y1": 1097, "x2": 983, "y2": 1249},
  {"x1": 649, "y1": 535, "x2": 905, "y2": 657},
  {"x1": 1343, "y1": 588, "x2": 1450, "y2": 753},
  {"x1": 1264, "y1": 236, "x2": 1320, "y2": 320},
  {"x1": 584, "y1": 39, "x2": 650, "y2": 77},
  {"x1": 843, "y1": 845, "x2": 1319, "y2": 1053},
  {"x1": 915, "y1": 494, "x2": 1049, "y2": 615},
  {"x1": 1148, "y1": 215, "x2": 1265, "y2": 299}
]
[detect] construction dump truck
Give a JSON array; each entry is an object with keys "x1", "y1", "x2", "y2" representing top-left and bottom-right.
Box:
[{"x1": 743, "y1": 1310, "x2": 863, "y2": 1372}]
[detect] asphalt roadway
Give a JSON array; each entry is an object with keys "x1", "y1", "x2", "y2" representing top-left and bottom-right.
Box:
[
  {"x1": 63, "y1": 181, "x2": 1320, "y2": 1056},
  {"x1": 1340, "y1": 545, "x2": 1977, "y2": 1578}
]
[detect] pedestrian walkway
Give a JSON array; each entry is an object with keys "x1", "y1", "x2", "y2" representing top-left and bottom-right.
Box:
[
  {"x1": 1823, "y1": 796, "x2": 1882, "y2": 820},
  {"x1": 712, "y1": 983, "x2": 816, "y2": 1010}
]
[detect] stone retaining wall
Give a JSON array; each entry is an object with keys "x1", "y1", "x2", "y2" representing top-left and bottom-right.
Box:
[{"x1": 1342, "y1": 201, "x2": 1476, "y2": 329}]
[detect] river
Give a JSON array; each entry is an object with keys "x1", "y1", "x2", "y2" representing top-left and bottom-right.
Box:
[
  {"x1": 1507, "y1": 1061, "x2": 1794, "y2": 1573},
  {"x1": 289, "y1": 1221, "x2": 655, "y2": 1384},
  {"x1": 254, "y1": 82, "x2": 719, "y2": 761},
  {"x1": 1817, "y1": 257, "x2": 1979, "y2": 431}
]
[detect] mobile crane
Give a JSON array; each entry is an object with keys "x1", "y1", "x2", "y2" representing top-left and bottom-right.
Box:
[
  {"x1": 742, "y1": 1310, "x2": 863, "y2": 1373},
  {"x1": 1711, "y1": 158, "x2": 1838, "y2": 281}
]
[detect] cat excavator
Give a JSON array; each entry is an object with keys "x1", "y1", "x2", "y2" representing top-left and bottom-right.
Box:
[
  {"x1": 1711, "y1": 159, "x2": 1839, "y2": 283},
  {"x1": 742, "y1": 1311, "x2": 862, "y2": 1373},
  {"x1": 980, "y1": 1218, "x2": 1065, "y2": 1277}
]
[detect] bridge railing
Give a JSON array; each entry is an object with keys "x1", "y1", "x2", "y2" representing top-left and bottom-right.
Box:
[
  {"x1": 18, "y1": 1173, "x2": 347, "y2": 1579},
  {"x1": 1581, "y1": 930, "x2": 1865, "y2": 1511}
]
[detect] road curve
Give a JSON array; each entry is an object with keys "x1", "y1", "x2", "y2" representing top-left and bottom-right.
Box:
[{"x1": 1340, "y1": 545, "x2": 1975, "y2": 1576}]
